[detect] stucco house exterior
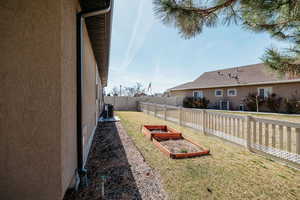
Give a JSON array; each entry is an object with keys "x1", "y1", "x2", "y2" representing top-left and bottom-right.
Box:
[
  {"x1": 169, "y1": 63, "x2": 300, "y2": 111},
  {"x1": 0, "y1": 0, "x2": 113, "y2": 199}
]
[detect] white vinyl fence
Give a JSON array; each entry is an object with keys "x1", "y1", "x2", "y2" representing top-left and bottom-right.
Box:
[{"x1": 140, "y1": 102, "x2": 300, "y2": 167}]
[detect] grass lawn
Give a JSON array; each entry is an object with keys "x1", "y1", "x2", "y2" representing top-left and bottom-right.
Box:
[
  {"x1": 212, "y1": 110, "x2": 300, "y2": 123},
  {"x1": 117, "y1": 111, "x2": 300, "y2": 200}
]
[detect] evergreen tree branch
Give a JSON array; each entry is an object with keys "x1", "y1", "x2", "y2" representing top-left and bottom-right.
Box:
[{"x1": 153, "y1": 0, "x2": 300, "y2": 75}]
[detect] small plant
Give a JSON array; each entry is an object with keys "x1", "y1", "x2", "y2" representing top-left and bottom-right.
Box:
[
  {"x1": 183, "y1": 97, "x2": 210, "y2": 109},
  {"x1": 284, "y1": 96, "x2": 300, "y2": 114},
  {"x1": 265, "y1": 93, "x2": 282, "y2": 113},
  {"x1": 180, "y1": 149, "x2": 188, "y2": 153},
  {"x1": 243, "y1": 93, "x2": 265, "y2": 111}
]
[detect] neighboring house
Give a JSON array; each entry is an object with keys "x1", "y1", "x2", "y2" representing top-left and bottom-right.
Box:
[
  {"x1": 0, "y1": 0, "x2": 113, "y2": 200},
  {"x1": 169, "y1": 63, "x2": 300, "y2": 111}
]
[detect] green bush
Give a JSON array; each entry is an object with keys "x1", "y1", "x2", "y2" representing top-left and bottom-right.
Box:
[
  {"x1": 284, "y1": 96, "x2": 300, "y2": 114},
  {"x1": 265, "y1": 93, "x2": 282, "y2": 113},
  {"x1": 183, "y1": 97, "x2": 209, "y2": 109},
  {"x1": 183, "y1": 97, "x2": 194, "y2": 108},
  {"x1": 243, "y1": 93, "x2": 265, "y2": 111}
]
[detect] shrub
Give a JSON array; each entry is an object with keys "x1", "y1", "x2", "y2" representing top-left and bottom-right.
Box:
[
  {"x1": 265, "y1": 93, "x2": 282, "y2": 113},
  {"x1": 243, "y1": 93, "x2": 265, "y2": 111},
  {"x1": 183, "y1": 97, "x2": 194, "y2": 108},
  {"x1": 284, "y1": 96, "x2": 300, "y2": 114},
  {"x1": 183, "y1": 97, "x2": 209, "y2": 109},
  {"x1": 193, "y1": 97, "x2": 210, "y2": 108}
]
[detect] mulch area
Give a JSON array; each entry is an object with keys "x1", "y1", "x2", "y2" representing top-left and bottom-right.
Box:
[
  {"x1": 159, "y1": 139, "x2": 203, "y2": 153},
  {"x1": 64, "y1": 122, "x2": 167, "y2": 200}
]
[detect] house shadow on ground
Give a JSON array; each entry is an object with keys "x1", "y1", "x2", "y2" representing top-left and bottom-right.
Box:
[{"x1": 64, "y1": 122, "x2": 142, "y2": 200}]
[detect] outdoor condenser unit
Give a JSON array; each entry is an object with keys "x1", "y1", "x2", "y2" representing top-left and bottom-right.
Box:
[{"x1": 103, "y1": 104, "x2": 114, "y2": 119}]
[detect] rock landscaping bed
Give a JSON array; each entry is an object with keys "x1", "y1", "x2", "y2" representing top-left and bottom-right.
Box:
[{"x1": 64, "y1": 122, "x2": 167, "y2": 200}]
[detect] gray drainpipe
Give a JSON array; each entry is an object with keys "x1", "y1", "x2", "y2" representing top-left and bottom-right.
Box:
[{"x1": 76, "y1": 0, "x2": 112, "y2": 188}]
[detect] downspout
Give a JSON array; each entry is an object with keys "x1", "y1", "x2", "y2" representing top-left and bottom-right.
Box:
[{"x1": 76, "y1": 0, "x2": 112, "y2": 187}]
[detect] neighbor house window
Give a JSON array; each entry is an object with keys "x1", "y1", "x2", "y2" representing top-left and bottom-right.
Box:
[
  {"x1": 227, "y1": 88, "x2": 237, "y2": 96},
  {"x1": 215, "y1": 89, "x2": 223, "y2": 97},
  {"x1": 257, "y1": 87, "x2": 272, "y2": 98},
  {"x1": 193, "y1": 90, "x2": 203, "y2": 98}
]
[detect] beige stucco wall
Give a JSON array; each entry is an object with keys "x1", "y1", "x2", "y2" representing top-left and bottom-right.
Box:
[
  {"x1": 0, "y1": 0, "x2": 103, "y2": 199},
  {"x1": 170, "y1": 82, "x2": 300, "y2": 110},
  {"x1": 61, "y1": 0, "x2": 78, "y2": 196},
  {"x1": 0, "y1": 1, "x2": 63, "y2": 199},
  {"x1": 82, "y1": 23, "x2": 99, "y2": 165},
  {"x1": 96, "y1": 71, "x2": 104, "y2": 119}
]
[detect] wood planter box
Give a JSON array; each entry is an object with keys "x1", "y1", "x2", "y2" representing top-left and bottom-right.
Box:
[
  {"x1": 152, "y1": 135, "x2": 210, "y2": 159},
  {"x1": 142, "y1": 125, "x2": 182, "y2": 140}
]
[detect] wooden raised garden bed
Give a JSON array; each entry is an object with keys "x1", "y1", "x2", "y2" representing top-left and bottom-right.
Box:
[
  {"x1": 142, "y1": 125, "x2": 182, "y2": 140},
  {"x1": 152, "y1": 135, "x2": 210, "y2": 159}
]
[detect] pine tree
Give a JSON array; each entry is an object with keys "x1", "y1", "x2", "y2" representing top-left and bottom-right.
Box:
[{"x1": 153, "y1": 0, "x2": 300, "y2": 76}]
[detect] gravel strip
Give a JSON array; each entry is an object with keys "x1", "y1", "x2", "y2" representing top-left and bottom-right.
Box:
[
  {"x1": 116, "y1": 122, "x2": 167, "y2": 200},
  {"x1": 64, "y1": 122, "x2": 167, "y2": 200}
]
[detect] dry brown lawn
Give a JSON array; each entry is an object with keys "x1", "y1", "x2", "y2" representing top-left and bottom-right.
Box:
[
  {"x1": 163, "y1": 109, "x2": 300, "y2": 123},
  {"x1": 214, "y1": 110, "x2": 300, "y2": 123},
  {"x1": 117, "y1": 111, "x2": 300, "y2": 200}
]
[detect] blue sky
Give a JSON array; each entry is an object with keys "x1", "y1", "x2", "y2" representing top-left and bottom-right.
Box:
[{"x1": 107, "y1": 0, "x2": 289, "y2": 94}]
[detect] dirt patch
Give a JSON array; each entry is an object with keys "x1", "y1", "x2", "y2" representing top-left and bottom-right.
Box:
[
  {"x1": 150, "y1": 129, "x2": 168, "y2": 133},
  {"x1": 64, "y1": 122, "x2": 167, "y2": 200},
  {"x1": 159, "y1": 139, "x2": 204, "y2": 153}
]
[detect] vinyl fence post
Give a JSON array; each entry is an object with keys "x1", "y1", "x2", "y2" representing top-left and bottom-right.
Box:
[
  {"x1": 164, "y1": 104, "x2": 167, "y2": 120},
  {"x1": 179, "y1": 107, "x2": 182, "y2": 126},
  {"x1": 202, "y1": 110, "x2": 206, "y2": 134},
  {"x1": 296, "y1": 128, "x2": 300, "y2": 155},
  {"x1": 246, "y1": 115, "x2": 252, "y2": 150}
]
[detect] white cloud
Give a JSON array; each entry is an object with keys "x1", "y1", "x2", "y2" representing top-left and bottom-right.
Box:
[{"x1": 117, "y1": 0, "x2": 155, "y2": 72}]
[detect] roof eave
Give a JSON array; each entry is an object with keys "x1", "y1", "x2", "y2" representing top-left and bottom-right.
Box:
[
  {"x1": 170, "y1": 79, "x2": 300, "y2": 91},
  {"x1": 80, "y1": 0, "x2": 113, "y2": 87}
]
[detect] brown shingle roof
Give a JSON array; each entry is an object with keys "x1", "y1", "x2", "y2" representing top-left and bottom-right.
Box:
[{"x1": 170, "y1": 63, "x2": 300, "y2": 91}]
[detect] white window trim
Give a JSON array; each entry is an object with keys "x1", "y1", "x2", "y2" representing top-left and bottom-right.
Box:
[
  {"x1": 193, "y1": 90, "x2": 204, "y2": 98},
  {"x1": 227, "y1": 88, "x2": 237, "y2": 96},
  {"x1": 257, "y1": 87, "x2": 272, "y2": 98},
  {"x1": 215, "y1": 89, "x2": 223, "y2": 97}
]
